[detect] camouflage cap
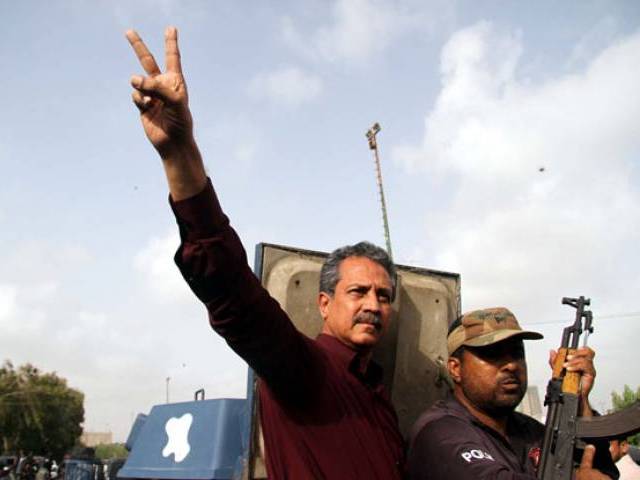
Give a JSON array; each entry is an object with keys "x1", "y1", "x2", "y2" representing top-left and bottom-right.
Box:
[{"x1": 447, "y1": 307, "x2": 543, "y2": 355}]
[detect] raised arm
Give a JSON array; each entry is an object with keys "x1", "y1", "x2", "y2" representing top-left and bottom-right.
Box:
[
  {"x1": 125, "y1": 29, "x2": 315, "y2": 392},
  {"x1": 126, "y1": 27, "x2": 206, "y2": 200}
]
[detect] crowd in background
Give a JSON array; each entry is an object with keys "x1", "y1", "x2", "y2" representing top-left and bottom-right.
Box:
[{"x1": 0, "y1": 450, "x2": 124, "y2": 480}]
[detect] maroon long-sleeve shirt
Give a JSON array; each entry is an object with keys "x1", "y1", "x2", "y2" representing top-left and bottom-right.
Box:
[{"x1": 170, "y1": 180, "x2": 404, "y2": 479}]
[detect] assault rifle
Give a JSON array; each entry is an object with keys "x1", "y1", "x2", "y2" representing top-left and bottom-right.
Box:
[{"x1": 538, "y1": 296, "x2": 640, "y2": 479}]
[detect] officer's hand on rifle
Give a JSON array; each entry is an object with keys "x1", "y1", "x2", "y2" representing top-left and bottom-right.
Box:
[
  {"x1": 126, "y1": 27, "x2": 207, "y2": 201},
  {"x1": 575, "y1": 445, "x2": 611, "y2": 480},
  {"x1": 549, "y1": 346, "x2": 596, "y2": 415}
]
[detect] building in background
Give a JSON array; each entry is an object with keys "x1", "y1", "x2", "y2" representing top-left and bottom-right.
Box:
[
  {"x1": 81, "y1": 431, "x2": 113, "y2": 447},
  {"x1": 517, "y1": 386, "x2": 543, "y2": 422}
]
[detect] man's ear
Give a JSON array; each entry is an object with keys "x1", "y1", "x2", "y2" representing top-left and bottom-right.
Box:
[
  {"x1": 318, "y1": 292, "x2": 331, "y2": 321},
  {"x1": 448, "y1": 356, "x2": 462, "y2": 384},
  {"x1": 621, "y1": 440, "x2": 630, "y2": 456}
]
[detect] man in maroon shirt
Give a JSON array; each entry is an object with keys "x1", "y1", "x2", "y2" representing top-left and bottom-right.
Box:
[{"x1": 126, "y1": 28, "x2": 404, "y2": 479}]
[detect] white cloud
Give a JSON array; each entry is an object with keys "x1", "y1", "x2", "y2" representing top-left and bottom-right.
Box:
[
  {"x1": 134, "y1": 230, "x2": 193, "y2": 304},
  {"x1": 234, "y1": 143, "x2": 257, "y2": 164},
  {"x1": 0, "y1": 283, "x2": 48, "y2": 335},
  {"x1": 394, "y1": 23, "x2": 640, "y2": 321},
  {"x1": 0, "y1": 285, "x2": 18, "y2": 322},
  {"x1": 111, "y1": 0, "x2": 202, "y2": 29},
  {"x1": 31, "y1": 281, "x2": 59, "y2": 301},
  {"x1": 281, "y1": 0, "x2": 432, "y2": 64},
  {"x1": 3, "y1": 242, "x2": 93, "y2": 282},
  {"x1": 198, "y1": 114, "x2": 262, "y2": 176},
  {"x1": 248, "y1": 66, "x2": 323, "y2": 107},
  {"x1": 567, "y1": 16, "x2": 620, "y2": 69}
]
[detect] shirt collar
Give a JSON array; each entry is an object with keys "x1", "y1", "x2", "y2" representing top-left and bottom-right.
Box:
[
  {"x1": 315, "y1": 334, "x2": 384, "y2": 386},
  {"x1": 446, "y1": 395, "x2": 479, "y2": 422},
  {"x1": 447, "y1": 394, "x2": 518, "y2": 423},
  {"x1": 447, "y1": 395, "x2": 520, "y2": 445}
]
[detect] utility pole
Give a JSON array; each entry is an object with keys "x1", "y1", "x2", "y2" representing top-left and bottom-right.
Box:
[
  {"x1": 165, "y1": 376, "x2": 170, "y2": 403},
  {"x1": 366, "y1": 122, "x2": 393, "y2": 259}
]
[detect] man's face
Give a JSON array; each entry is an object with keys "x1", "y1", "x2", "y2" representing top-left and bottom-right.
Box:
[
  {"x1": 450, "y1": 337, "x2": 528, "y2": 416},
  {"x1": 609, "y1": 439, "x2": 628, "y2": 463},
  {"x1": 318, "y1": 256, "x2": 393, "y2": 351}
]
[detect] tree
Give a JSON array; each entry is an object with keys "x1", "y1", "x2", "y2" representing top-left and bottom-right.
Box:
[
  {"x1": 610, "y1": 384, "x2": 640, "y2": 446},
  {"x1": 0, "y1": 361, "x2": 84, "y2": 459}
]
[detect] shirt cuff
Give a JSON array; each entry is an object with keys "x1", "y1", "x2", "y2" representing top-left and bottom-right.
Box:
[{"x1": 169, "y1": 178, "x2": 229, "y2": 242}]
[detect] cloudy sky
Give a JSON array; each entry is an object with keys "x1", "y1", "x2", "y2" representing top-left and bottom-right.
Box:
[{"x1": 2, "y1": 1, "x2": 639, "y2": 441}]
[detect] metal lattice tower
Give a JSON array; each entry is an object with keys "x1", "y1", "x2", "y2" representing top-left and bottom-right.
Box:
[{"x1": 366, "y1": 122, "x2": 393, "y2": 260}]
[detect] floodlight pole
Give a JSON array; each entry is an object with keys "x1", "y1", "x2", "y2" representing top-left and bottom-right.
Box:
[{"x1": 366, "y1": 122, "x2": 393, "y2": 260}]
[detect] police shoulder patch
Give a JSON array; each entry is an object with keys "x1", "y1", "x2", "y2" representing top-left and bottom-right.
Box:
[{"x1": 460, "y1": 448, "x2": 495, "y2": 463}]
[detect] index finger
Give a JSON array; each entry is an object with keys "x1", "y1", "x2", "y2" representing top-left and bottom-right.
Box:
[
  {"x1": 548, "y1": 349, "x2": 557, "y2": 369},
  {"x1": 580, "y1": 445, "x2": 595, "y2": 469},
  {"x1": 567, "y1": 347, "x2": 595, "y2": 361},
  {"x1": 126, "y1": 29, "x2": 162, "y2": 76},
  {"x1": 164, "y1": 26, "x2": 182, "y2": 74},
  {"x1": 577, "y1": 346, "x2": 595, "y2": 358}
]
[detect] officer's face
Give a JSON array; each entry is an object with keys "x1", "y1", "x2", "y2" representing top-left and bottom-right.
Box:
[
  {"x1": 318, "y1": 256, "x2": 393, "y2": 351},
  {"x1": 452, "y1": 337, "x2": 528, "y2": 415}
]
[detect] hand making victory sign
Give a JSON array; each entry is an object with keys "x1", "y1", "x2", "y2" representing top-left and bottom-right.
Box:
[{"x1": 126, "y1": 27, "x2": 207, "y2": 201}]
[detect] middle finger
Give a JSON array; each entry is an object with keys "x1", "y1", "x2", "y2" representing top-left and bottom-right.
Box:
[{"x1": 565, "y1": 358, "x2": 594, "y2": 373}]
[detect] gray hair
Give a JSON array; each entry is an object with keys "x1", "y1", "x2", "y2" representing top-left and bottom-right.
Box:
[{"x1": 319, "y1": 241, "x2": 396, "y2": 300}]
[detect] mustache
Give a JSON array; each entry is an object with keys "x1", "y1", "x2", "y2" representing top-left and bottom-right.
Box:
[{"x1": 353, "y1": 312, "x2": 382, "y2": 330}]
